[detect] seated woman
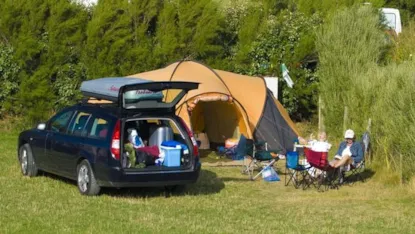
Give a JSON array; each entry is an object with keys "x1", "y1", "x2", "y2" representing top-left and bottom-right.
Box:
[{"x1": 330, "y1": 129, "x2": 363, "y2": 169}]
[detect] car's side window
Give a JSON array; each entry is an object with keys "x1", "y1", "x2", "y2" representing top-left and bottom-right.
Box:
[
  {"x1": 49, "y1": 110, "x2": 74, "y2": 133},
  {"x1": 68, "y1": 112, "x2": 92, "y2": 136},
  {"x1": 88, "y1": 117, "x2": 110, "y2": 139}
]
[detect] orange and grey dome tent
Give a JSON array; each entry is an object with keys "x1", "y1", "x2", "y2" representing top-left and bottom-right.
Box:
[{"x1": 128, "y1": 60, "x2": 299, "y2": 152}]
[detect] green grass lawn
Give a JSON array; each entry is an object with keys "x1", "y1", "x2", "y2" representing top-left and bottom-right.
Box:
[{"x1": 1, "y1": 131, "x2": 415, "y2": 234}]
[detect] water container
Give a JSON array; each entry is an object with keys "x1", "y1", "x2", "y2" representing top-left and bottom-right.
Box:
[{"x1": 149, "y1": 126, "x2": 173, "y2": 147}]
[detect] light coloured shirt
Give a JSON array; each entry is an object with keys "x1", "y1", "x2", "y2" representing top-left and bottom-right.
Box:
[
  {"x1": 310, "y1": 140, "x2": 332, "y2": 152},
  {"x1": 341, "y1": 146, "x2": 352, "y2": 157}
]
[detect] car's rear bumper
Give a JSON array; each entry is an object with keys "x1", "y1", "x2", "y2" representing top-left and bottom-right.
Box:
[{"x1": 96, "y1": 162, "x2": 201, "y2": 188}]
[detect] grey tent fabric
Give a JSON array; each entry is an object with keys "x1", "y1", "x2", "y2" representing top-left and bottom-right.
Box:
[{"x1": 253, "y1": 90, "x2": 297, "y2": 153}]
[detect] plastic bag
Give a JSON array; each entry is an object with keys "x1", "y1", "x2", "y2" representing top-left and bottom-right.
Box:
[{"x1": 262, "y1": 166, "x2": 280, "y2": 182}]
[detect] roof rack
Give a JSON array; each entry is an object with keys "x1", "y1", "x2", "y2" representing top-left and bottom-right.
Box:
[{"x1": 80, "y1": 97, "x2": 114, "y2": 104}]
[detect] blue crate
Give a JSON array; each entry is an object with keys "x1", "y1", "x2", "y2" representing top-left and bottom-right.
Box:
[{"x1": 160, "y1": 146, "x2": 181, "y2": 167}]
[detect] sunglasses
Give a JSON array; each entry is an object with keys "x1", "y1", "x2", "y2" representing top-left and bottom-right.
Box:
[{"x1": 345, "y1": 138, "x2": 353, "y2": 140}]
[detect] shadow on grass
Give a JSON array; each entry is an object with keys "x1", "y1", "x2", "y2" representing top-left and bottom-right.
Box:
[
  {"x1": 40, "y1": 169, "x2": 225, "y2": 198},
  {"x1": 354, "y1": 168, "x2": 376, "y2": 181},
  {"x1": 39, "y1": 169, "x2": 226, "y2": 198},
  {"x1": 39, "y1": 171, "x2": 77, "y2": 186},
  {"x1": 343, "y1": 168, "x2": 376, "y2": 185},
  {"x1": 219, "y1": 177, "x2": 252, "y2": 182},
  {"x1": 102, "y1": 169, "x2": 225, "y2": 198}
]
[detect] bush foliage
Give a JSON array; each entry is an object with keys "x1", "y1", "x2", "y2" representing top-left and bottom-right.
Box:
[{"x1": 317, "y1": 6, "x2": 415, "y2": 181}]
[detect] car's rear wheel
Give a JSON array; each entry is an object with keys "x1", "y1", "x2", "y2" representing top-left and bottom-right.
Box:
[
  {"x1": 77, "y1": 160, "x2": 100, "y2": 196},
  {"x1": 19, "y1": 144, "x2": 38, "y2": 177}
]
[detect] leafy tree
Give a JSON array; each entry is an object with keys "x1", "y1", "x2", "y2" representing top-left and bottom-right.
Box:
[
  {"x1": 0, "y1": 43, "x2": 20, "y2": 116},
  {"x1": 0, "y1": 0, "x2": 53, "y2": 121},
  {"x1": 229, "y1": 8, "x2": 322, "y2": 119},
  {"x1": 231, "y1": 4, "x2": 269, "y2": 67},
  {"x1": 0, "y1": 0, "x2": 89, "y2": 121},
  {"x1": 45, "y1": 0, "x2": 89, "y2": 109},
  {"x1": 154, "y1": 0, "x2": 226, "y2": 67},
  {"x1": 85, "y1": 0, "x2": 161, "y2": 77}
]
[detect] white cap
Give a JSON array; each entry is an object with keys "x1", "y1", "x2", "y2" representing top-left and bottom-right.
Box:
[{"x1": 344, "y1": 129, "x2": 355, "y2": 139}]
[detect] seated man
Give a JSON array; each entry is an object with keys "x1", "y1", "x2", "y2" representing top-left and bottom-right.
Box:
[{"x1": 330, "y1": 129, "x2": 363, "y2": 170}]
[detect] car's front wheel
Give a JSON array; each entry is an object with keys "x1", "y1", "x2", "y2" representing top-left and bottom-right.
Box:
[
  {"x1": 18, "y1": 144, "x2": 38, "y2": 177},
  {"x1": 77, "y1": 160, "x2": 101, "y2": 196}
]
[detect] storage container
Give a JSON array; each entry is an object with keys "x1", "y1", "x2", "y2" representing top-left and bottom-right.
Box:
[
  {"x1": 160, "y1": 146, "x2": 181, "y2": 167},
  {"x1": 149, "y1": 126, "x2": 173, "y2": 147}
]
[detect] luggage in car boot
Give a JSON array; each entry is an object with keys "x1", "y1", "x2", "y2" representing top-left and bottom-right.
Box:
[
  {"x1": 149, "y1": 126, "x2": 173, "y2": 147},
  {"x1": 135, "y1": 150, "x2": 156, "y2": 167}
]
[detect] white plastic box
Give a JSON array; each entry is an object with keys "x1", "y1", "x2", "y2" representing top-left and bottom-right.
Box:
[{"x1": 160, "y1": 146, "x2": 181, "y2": 167}]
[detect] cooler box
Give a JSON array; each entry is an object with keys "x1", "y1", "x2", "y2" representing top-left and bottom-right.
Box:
[
  {"x1": 160, "y1": 146, "x2": 181, "y2": 167},
  {"x1": 161, "y1": 140, "x2": 189, "y2": 154}
]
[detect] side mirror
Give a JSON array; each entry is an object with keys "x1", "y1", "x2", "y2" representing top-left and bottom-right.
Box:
[{"x1": 37, "y1": 123, "x2": 46, "y2": 130}]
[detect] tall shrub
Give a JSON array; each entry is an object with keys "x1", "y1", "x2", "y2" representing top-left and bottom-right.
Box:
[
  {"x1": 0, "y1": 0, "x2": 89, "y2": 121},
  {"x1": 316, "y1": 6, "x2": 387, "y2": 136},
  {"x1": 154, "y1": 0, "x2": 226, "y2": 67},
  {"x1": 317, "y1": 5, "x2": 415, "y2": 181},
  {"x1": 84, "y1": 0, "x2": 158, "y2": 77},
  {"x1": 370, "y1": 62, "x2": 415, "y2": 181}
]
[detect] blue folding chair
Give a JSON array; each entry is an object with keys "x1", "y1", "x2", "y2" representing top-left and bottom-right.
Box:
[{"x1": 285, "y1": 151, "x2": 308, "y2": 188}]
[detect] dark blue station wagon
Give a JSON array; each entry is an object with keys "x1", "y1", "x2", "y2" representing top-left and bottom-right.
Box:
[{"x1": 18, "y1": 78, "x2": 201, "y2": 195}]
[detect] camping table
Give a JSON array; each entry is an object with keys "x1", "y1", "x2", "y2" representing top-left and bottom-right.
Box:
[
  {"x1": 293, "y1": 144, "x2": 311, "y2": 151},
  {"x1": 293, "y1": 144, "x2": 311, "y2": 165}
]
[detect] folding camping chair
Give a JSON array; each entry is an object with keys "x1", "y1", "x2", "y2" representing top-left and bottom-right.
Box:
[
  {"x1": 303, "y1": 148, "x2": 339, "y2": 191},
  {"x1": 343, "y1": 131, "x2": 370, "y2": 184},
  {"x1": 238, "y1": 135, "x2": 282, "y2": 180},
  {"x1": 285, "y1": 151, "x2": 309, "y2": 188}
]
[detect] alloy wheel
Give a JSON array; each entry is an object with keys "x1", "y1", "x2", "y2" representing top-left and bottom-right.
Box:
[
  {"x1": 78, "y1": 165, "x2": 90, "y2": 192},
  {"x1": 21, "y1": 149, "x2": 28, "y2": 175}
]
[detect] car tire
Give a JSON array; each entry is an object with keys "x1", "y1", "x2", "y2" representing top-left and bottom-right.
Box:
[
  {"x1": 77, "y1": 160, "x2": 101, "y2": 196},
  {"x1": 19, "y1": 144, "x2": 38, "y2": 177}
]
